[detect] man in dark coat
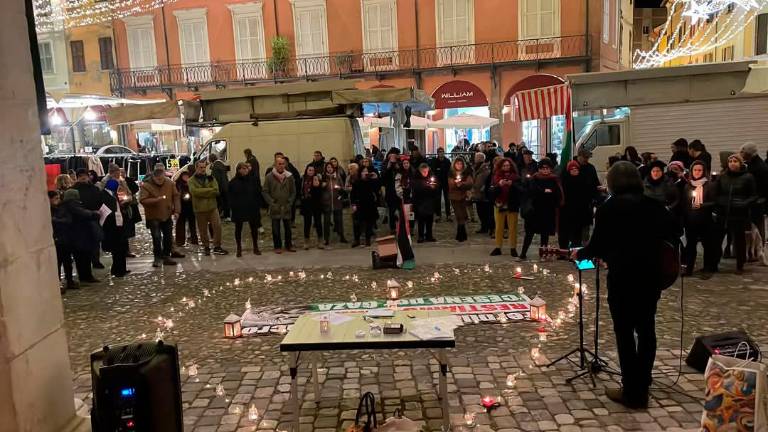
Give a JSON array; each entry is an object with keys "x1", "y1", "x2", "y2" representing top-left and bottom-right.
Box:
[
  {"x1": 688, "y1": 139, "x2": 712, "y2": 171},
  {"x1": 429, "y1": 147, "x2": 453, "y2": 222},
  {"x1": 740, "y1": 142, "x2": 768, "y2": 244},
  {"x1": 72, "y1": 168, "x2": 105, "y2": 269},
  {"x1": 60, "y1": 189, "x2": 101, "y2": 284},
  {"x1": 307, "y1": 150, "x2": 326, "y2": 173},
  {"x1": 209, "y1": 154, "x2": 231, "y2": 219},
  {"x1": 243, "y1": 148, "x2": 261, "y2": 182},
  {"x1": 574, "y1": 161, "x2": 680, "y2": 409},
  {"x1": 670, "y1": 137, "x2": 693, "y2": 168}
]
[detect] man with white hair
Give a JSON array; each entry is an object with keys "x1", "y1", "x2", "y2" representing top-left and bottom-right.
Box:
[{"x1": 740, "y1": 142, "x2": 768, "y2": 246}]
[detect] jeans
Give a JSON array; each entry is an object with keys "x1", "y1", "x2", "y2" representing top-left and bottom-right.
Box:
[
  {"x1": 272, "y1": 218, "x2": 293, "y2": 249},
  {"x1": 303, "y1": 210, "x2": 323, "y2": 240},
  {"x1": 608, "y1": 287, "x2": 659, "y2": 399},
  {"x1": 323, "y1": 209, "x2": 345, "y2": 242},
  {"x1": 727, "y1": 221, "x2": 748, "y2": 270},
  {"x1": 147, "y1": 218, "x2": 173, "y2": 259},
  {"x1": 684, "y1": 221, "x2": 719, "y2": 273},
  {"x1": 434, "y1": 185, "x2": 451, "y2": 217},
  {"x1": 175, "y1": 210, "x2": 197, "y2": 246},
  {"x1": 521, "y1": 231, "x2": 549, "y2": 257}
]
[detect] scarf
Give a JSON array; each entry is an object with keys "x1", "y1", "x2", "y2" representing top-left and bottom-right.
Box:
[
  {"x1": 493, "y1": 170, "x2": 518, "y2": 206},
  {"x1": 107, "y1": 191, "x2": 123, "y2": 227},
  {"x1": 272, "y1": 169, "x2": 286, "y2": 182},
  {"x1": 690, "y1": 177, "x2": 707, "y2": 208},
  {"x1": 302, "y1": 175, "x2": 314, "y2": 198}
]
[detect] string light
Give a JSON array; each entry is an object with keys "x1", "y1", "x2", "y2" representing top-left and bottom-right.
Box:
[
  {"x1": 634, "y1": 0, "x2": 766, "y2": 68},
  {"x1": 34, "y1": 0, "x2": 182, "y2": 32}
]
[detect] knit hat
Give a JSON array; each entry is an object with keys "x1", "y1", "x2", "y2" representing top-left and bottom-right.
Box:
[
  {"x1": 537, "y1": 158, "x2": 554, "y2": 169},
  {"x1": 728, "y1": 153, "x2": 744, "y2": 163},
  {"x1": 62, "y1": 189, "x2": 80, "y2": 202},
  {"x1": 105, "y1": 179, "x2": 119, "y2": 192},
  {"x1": 649, "y1": 160, "x2": 667, "y2": 171},
  {"x1": 667, "y1": 161, "x2": 685, "y2": 172},
  {"x1": 566, "y1": 160, "x2": 580, "y2": 172}
]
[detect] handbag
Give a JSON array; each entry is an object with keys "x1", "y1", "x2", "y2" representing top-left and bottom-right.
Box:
[
  {"x1": 700, "y1": 343, "x2": 768, "y2": 432},
  {"x1": 378, "y1": 409, "x2": 422, "y2": 432},
  {"x1": 346, "y1": 392, "x2": 378, "y2": 432}
]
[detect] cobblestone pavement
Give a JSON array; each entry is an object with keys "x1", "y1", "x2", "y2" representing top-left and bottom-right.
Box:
[{"x1": 66, "y1": 216, "x2": 768, "y2": 431}]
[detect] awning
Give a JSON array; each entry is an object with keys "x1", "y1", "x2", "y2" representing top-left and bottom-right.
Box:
[
  {"x1": 105, "y1": 100, "x2": 201, "y2": 125},
  {"x1": 430, "y1": 114, "x2": 499, "y2": 129},
  {"x1": 512, "y1": 84, "x2": 571, "y2": 122},
  {"x1": 364, "y1": 115, "x2": 431, "y2": 130},
  {"x1": 432, "y1": 80, "x2": 488, "y2": 109}
]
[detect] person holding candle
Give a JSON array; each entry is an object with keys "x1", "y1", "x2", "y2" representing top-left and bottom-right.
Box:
[
  {"x1": 430, "y1": 147, "x2": 453, "y2": 223},
  {"x1": 519, "y1": 158, "x2": 563, "y2": 260},
  {"x1": 395, "y1": 156, "x2": 414, "y2": 231},
  {"x1": 489, "y1": 157, "x2": 522, "y2": 256},
  {"x1": 412, "y1": 163, "x2": 439, "y2": 243},
  {"x1": 682, "y1": 161, "x2": 717, "y2": 278},
  {"x1": 101, "y1": 179, "x2": 130, "y2": 277},
  {"x1": 229, "y1": 162, "x2": 263, "y2": 257},
  {"x1": 349, "y1": 164, "x2": 379, "y2": 247},
  {"x1": 471, "y1": 153, "x2": 493, "y2": 235},
  {"x1": 321, "y1": 162, "x2": 348, "y2": 246},
  {"x1": 558, "y1": 160, "x2": 594, "y2": 251},
  {"x1": 299, "y1": 165, "x2": 324, "y2": 250},
  {"x1": 572, "y1": 161, "x2": 680, "y2": 409},
  {"x1": 448, "y1": 157, "x2": 474, "y2": 242},
  {"x1": 174, "y1": 171, "x2": 198, "y2": 247},
  {"x1": 382, "y1": 151, "x2": 402, "y2": 234},
  {"x1": 140, "y1": 165, "x2": 183, "y2": 267}
]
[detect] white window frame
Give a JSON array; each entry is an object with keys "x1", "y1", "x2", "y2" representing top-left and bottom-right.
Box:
[
  {"x1": 519, "y1": 0, "x2": 561, "y2": 40},
  {"x1": 38, "y1": 40, "x2": 55, "y2": 75},
  {"x1": 602, "y1": 0, "x2": 610, "y2": 43},
  {"x1": 173, "y1": 8, "x2": 211, "y2": 66},
  {"x1": 229, "y1": 2, "x2": 267, "y2": 79},
  {"x1": 435, "y1": 0, "x2": 474, "y2": 47},
  {"x1": 124, "y1": 15, "x2": 157, "y2": 70},
  {"x1": 361, "y1": 0, "x2": 398, "y2": 53},
  {"x1": 290, "y1": 0, "x2": 330, "y2": 74}
]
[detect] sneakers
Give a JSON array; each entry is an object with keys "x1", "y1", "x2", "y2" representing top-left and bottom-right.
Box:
[
  {"x1": 213, "y1": 247, "x2": 229, "y2": 255},
  {"x1": 605, "y1": 388, "x2": 649, "y2": 409},
  {"x1": 112, "y1": 270, "x2": 132, "y2": 278},
  {"x1": 490, "y1": 248, "x2": 502, "y2": 256},
  {"x1": 170, "y1": 251, "x2": 186, "y2": 258}
]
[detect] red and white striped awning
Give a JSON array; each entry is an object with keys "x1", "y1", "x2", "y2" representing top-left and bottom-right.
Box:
[{"x1": 512, "y1": 84, "x2": 571, "y2": 122}]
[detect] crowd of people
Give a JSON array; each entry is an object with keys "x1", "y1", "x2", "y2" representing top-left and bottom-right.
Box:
[{"x1": 48, "y1": 138, "x2": 767, "y2": 292}]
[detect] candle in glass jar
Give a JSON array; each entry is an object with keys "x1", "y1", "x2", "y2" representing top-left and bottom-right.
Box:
[{"x1": 320, "y1": 315, "x2": 330, "y2": 333}]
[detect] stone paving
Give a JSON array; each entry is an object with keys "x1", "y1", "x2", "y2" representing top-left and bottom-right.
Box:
[{"x1": 64, "y1": 215, "x2": 768, "y2": 431}]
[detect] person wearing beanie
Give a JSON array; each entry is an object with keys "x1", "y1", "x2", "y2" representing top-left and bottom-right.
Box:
[
  {"x1": 102, "y1": 179, "x2": 130, "y2": 277},
  {"x1": 519, "y1": 158, "x2": 562, "y2": 260},
  {"x1": 683, "y1": 160, "x2": 718, "y2": 278},
  {"x1": 644, "y1": 160, "x2": 679, "y2": 214},
  {"x1": 558, "y1": 160, "x2": 595, "y2": 250},
  {"x1": 713, "y1": 153, "x2": 758, "y2": 274},
  {"x1": 574, "y1": 161, "x2": 680, "y2": 409},
  {"x1": 740, "y1": 142, "x2": 768, "y2": 246}
]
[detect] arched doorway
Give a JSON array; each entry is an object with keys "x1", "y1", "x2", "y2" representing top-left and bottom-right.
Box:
[
  {"x1": 430, "y1": 80, "x2": 490, "y2": 152},
  {"x1": 504, "y1": 74, "x2": 566, "y2": 159}
]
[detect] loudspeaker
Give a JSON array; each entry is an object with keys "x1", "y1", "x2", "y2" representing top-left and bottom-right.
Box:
[
  {"x1": 91, "y1": 341, "x2": 183, "y2": 432},
  {"x1": 685, "y1": 330, "x2": 761, "y2": 373}
]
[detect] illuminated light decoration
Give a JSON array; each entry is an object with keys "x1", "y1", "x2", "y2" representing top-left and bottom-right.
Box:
[
  {"x1": 634, "y1": 0, "x2": 768, "y2": 68},
  {"x1": 34, "y1": 0, "x2": 182, "y2": 32}
]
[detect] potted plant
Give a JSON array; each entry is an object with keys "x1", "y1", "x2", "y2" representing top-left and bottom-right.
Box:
[
  {"x1": 334, "y1": 52, "x2": 353, "y2": 74},
  {"x1": 267, "y1": 36, "x2": 290, "y2": 78}
]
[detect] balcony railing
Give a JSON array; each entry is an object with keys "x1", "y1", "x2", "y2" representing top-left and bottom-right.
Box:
[{"x1": 111, "y1": 35, "x2": 589, "y2": 94}]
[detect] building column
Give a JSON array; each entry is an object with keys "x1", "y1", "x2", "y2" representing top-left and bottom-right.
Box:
[
  {"x1": 0, "y1": 1, "x2": 85, "y2": 431},
  {"x1": 489, "y1": 68, "x2": 503, "y2": 144}
]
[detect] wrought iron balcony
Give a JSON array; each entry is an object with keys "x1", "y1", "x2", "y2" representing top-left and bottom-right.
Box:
[{"x1": 110, "y1": 35, "x2": 589, "y2": 94}]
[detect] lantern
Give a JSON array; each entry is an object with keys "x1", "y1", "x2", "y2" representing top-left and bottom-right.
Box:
[
  {"x1": 529, "y1": 296, "x2": 547, "y2": 321},
  {"x1": 319, "y1": 314, "x2": 330, "y2": 333},
  {"x1": 464, "y1": 412, "x2": 476, "y2": 427},
  {"x1": 387, "y1": 279, "x2": 401, "y2": 301},
  {"x1": 248, "y1": 404, "x2": 259, "y2": 422},
  {"x1": 223, "y1": 314, "x2": 242, "y2": 338},
  {"x1": 506, "y1": 373, "x2": 517, "y2": 387}
]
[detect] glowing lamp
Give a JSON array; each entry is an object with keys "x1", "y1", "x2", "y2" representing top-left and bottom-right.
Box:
[
  {"x1": 464, "y1": 412, "x2": 476, "y2": 426},
  {"x1": 248, "y1": 404, "x2": 259, "y2": 422},
  {"x1": 387, "y1": 279, "x2": 401, "y2": 300},
  {"x1": 319, "y1": 314, "x2": 330, "y2": 333},
  {"x1": 223, "y1": 314, "x2": 242, "y2": 338},
  {"x1": 529, "y1": 296, "x2": 546, "y2": 321}
]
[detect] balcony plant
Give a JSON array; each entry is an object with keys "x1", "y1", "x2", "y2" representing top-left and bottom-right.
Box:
[
  {"x1": 334, "y1": 52, "x2": 354, "y2": 74},
  {"x1": 267, "y1": 36, "x2": 290, "y2": 78}
]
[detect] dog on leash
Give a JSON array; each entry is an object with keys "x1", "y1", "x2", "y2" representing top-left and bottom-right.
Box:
[{"x1": 746, "y1": 224, "x2": 768, "y2": 266}]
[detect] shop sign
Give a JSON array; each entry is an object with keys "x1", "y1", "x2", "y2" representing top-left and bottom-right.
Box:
[{"x1": 433, "y1": 80, "x2": 488, "y2": 109}]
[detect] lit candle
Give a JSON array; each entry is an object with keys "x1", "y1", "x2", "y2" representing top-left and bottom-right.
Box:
[
  {"x1": 248, "y1": 404, "x2": 259, "y2": 422},
  {"x1": 183, "y1": 193, "x2": 190, "y2": 200},
  {"x1": 497, "y1": 313, "x2": 509, "y2": 323},
  {"x1": 530, "y1": 345, "x2": 541, "y2": 360},
  {"x1": 456, "y1": 174, "x2": 462, "y2": 183},
  {"x1": 506, "y1": 373, "x2": 517, "y2": 387},
  {"x1": 515, "y1": 267, "x2": 522, "y2": 274},
  {"x1": 464, "y1": 412, "x2": 476, "y2": 426},
  {"x1": 320, "y1": 315, "x2": 330, "y2": 333},
  {"x1": 566, "y1": 274, "x2": 574, "y2": 283},
  {"x1": 533, "y1": 264, "x2": 538, "y2": 273},
  {"x1": 538, "y1": 327, "x2": 548, "y2": 342}
]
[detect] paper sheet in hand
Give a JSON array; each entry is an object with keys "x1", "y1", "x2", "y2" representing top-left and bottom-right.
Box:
[{"x1": 98, "y1": 204, "x2": 112, "y2": 226}]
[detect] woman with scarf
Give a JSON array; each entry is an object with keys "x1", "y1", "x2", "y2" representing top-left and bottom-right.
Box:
[
  {"x1": 559, "y1": 160, "x2": 594, "y2": 250},
  {"x1": 489, "y1": 158, "x2": 521, "y2": 256},
  {"x1": 395, "y1": 157, "x2": 414, "y2": 231},
  {"x1": 321, "y1": 162, "x2": 347, "y2": 246},
  {"x1": 102, "y1": 179, "x2": 130, "y2": 277},
  {"x1": 448, "y1": 157, "x2": 474, "y2": 242},
  {"x1": 350, "y1": 165, "x2": 379, "y2": 247},
  {"x1": 520, "y1": 158, "x2": 563, "y2": 260},
  {"x1": 229, "y1": 162, "x2": 263, "y2": 257},
  {"x1": 300, "y1": 165, "x2": 324, "y2": 249},
  {"x1": 714, "y1": 154, "x2": 758, "y2": 274},
  {"x1": 683, "y1": 160, "x2": 717, "y2": 278}
]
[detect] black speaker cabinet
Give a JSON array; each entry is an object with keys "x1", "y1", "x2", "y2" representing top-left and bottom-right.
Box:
[
  {"x1": 90, "y1": 341, "x2": 183, "y2": 432},
  {"x1": 685, "y1": 330, "x2": 761, "y2": 373}
]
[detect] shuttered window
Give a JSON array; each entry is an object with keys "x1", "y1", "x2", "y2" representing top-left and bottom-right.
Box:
[
  {"x1": 124, "y1": 16, "x2": 157, "y2": 69},
  {"x1": 71, "y1": 40, "x2": 85, "y2": 72},
  {"x1": 98, "y1": 37, "x2": 114, "y2": 70},
  {"x1": 176, "y1": 11, "x2": 210, "y2": 65},
  {"x1": 757, "y1": 13, "x2": 768, "y2": 56},
  {"x1": 295, "y1": 6, "x2": 326, "y2": 56},
  {"x1": 363, "y1": 0, "x2": 397, "y2": 52},
  {"x1": 520, "y1": 0, "x2": 560, "y2": 39},
  {"x1": 38, "y1": 41, "x2": 54, "y2": 74},
  {"x1": 436, "y1": 0, "x2": 473, "y2": 46}
]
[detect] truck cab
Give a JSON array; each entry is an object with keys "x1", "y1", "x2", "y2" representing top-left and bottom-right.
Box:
[{"x1": 574, "y1": 110, "x2": 630, "y2": 176}]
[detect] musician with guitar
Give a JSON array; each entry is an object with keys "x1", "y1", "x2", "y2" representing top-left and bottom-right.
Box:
[{"x1": 570, "y1": 161, "x2": 681, "y2": 409}]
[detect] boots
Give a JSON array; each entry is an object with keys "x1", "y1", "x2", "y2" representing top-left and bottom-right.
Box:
[
  {"x1": 236, "y1": 243, "x2": 242, "y2": 257},
  {"x1": 251, "y1": 232, "x2": 261, "y2": 255},
  {"x1": 456, "y1": 225, "x2": 468, "y2": 242}
]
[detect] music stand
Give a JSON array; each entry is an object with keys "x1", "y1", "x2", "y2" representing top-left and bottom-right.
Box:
[{"x1": 545, "y1": 258, "x2": 596, "y2": 383}]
